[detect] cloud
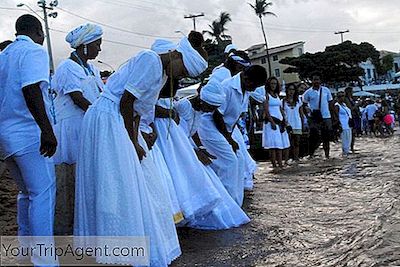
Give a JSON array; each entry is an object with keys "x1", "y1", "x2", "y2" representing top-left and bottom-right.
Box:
[{"x1": 1, "y1": 0, "x2": 399, "y2": 70}]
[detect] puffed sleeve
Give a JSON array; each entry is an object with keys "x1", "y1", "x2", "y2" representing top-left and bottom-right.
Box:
[
  {"x1": 217, "y1": 82, "x2": 230, "y2": 115},
  {"x1": 124, "y1": 51, "x2": 163, "y2": 99},
  {"x1": 174, "y1": 98, "x2": 193, "y2": 122},
  {"x1": 19, "y1": 46, "x2": 49, "y2": 89},
  {"x1": 53, "y1": 61, "x2": 86, "y2": 95}
]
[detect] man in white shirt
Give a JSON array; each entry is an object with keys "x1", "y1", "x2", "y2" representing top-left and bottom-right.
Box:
[
  {"x1": 303, "y1": 75, "x2": 334, "y2": 159},
  {"x1": 0, "y1": 14, "x2": 57, "y2": 266},
  {"x1": 365, "y1": 99, "x2": 378, "y2": 135},
  {"x1": 199, "y1": 65, "x2": 267, "y2": 206}
]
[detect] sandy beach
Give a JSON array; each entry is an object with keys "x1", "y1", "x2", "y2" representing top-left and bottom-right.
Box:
[{"x1": 1, "y1": 135, "x2": 399, "y2": 266}]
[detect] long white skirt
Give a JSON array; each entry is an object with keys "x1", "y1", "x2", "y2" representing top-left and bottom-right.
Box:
[
  {"x1": 149, "y1": 143, "x2": 183, "y2": 224},
  {"x1": 199, "y1": 118, "x2": 245, "y2": 206},
  {"x1": 154, "y1": 117, "x2": 221, "y2": 222},
  {"x1": 262, "y1": 123, "x2": 291, "y2": 149},
  {"x1": 75, "y1": 96, "x2": 179, "y2": 266},
  {"x1": 53, "y1": 116, "x2": 83, "y2": 164},
  {"x1": 138, "y1": 133, "x2": 181, "y2": 264},
  {"x1": 232, "y1": 127, "x2": 257, "y2": 190},
  {"x1": 188, "y1": 165, "x2": 250, "y2": 230}
]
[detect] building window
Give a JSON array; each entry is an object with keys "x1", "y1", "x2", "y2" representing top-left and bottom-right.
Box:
[
  {"x1": 298, "y1": 48, "x2": 303, "y2": 55},
  {"x1": 272, "y1": 55, "x2": 278, "y2": 61},
  {"x1": 367, "y1": 69, "x2": 371, "y2": 79},
  {"x1": 395, "y1": 63, "x2": 399, "y2": 72},
  {"x1": 274, "y1": 68, "x2": 281, "y2": 77},
  {"x1": 261, "y1": 57, "x2": 267, "y2": 64}
]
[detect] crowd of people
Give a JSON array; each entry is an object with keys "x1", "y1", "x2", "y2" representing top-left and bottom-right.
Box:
[{"x1": 0, "y1": 14, "x2": 398, "y2": 267}]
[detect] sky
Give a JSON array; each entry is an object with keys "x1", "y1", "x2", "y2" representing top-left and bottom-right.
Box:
[{"x1": 1, "y1": 0, "x2": 399, "y2": 71}]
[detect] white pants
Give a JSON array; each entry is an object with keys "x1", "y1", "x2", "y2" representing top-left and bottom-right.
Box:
[
  {"x1": 5, "y1": 143, "x2": 57, "y2": 267},
  {"x1": 341, "y1": 129, "x2": 352, "y2": 155}
]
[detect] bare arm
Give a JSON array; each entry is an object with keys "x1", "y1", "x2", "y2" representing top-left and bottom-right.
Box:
[
  {"x1": 120, "y1": 90, "x2": 145, "y2": 160},
  {"x1": 23, "y1": 83, "x2": 57, "y2": 157},
  {"x1": 299, "y1": 105, "x2": 305, "y2": 128},
  {"x1": 213, "y1": 110, "x2": 231, "y2": 141},
  {"x1": 192, "y1": 132, "x2": 202, "y2": 148},
  {"x1": 68, "y1": 91, "x2": 92, "y2": 111},
  {"x1": 213, "y1": 110, "x2": 238, "y2": 152},
  {"x1": 263, "y1": 97, "x2": 277, "y2": 129},
  {"x1": 329, "y1": 100, "x2": 339, "y2": 124}
]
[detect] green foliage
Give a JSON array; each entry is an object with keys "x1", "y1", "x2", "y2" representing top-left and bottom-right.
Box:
[
  {"x1": 248, "y1": 0, "x2": 276, "y2": 18},
  {"x1": 280, "y1": 41, "x2": 381, "y2": 83},
  {"x1": 202, "y1": 12, "x2": 232, "y2": 45},
  {"x1": 201, "y1": 39, "x2": 230, "y2": 79},
  {"x1": 381, "y1": 54, "x2": 394, "y2": 74}
]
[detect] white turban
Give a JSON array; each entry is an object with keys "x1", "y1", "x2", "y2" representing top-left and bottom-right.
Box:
[
  {"x1": 200, "y1": 80, "x2": 225, "y2": 106},
  {"x1": 228, "y1": 52, "x2": 251, "y2": 67},
  {"x1": 250, "y1": 86, "x2": 266, "y2": 103},
  {"x1": 224, "y1": 44, "x2": 237, "y2": 54},
  {"x1": 66, "y1": 23, "x2": 103, "y2": 49},
  {"x1": 151, "y1": 39, "x2": 177, "y2": 54},
  {"x1": 176, "y1": 37, "x2": 208, "y2": 77}
]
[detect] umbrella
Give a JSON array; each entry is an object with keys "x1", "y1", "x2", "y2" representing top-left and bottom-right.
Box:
[{"x1": 353, "y1": 91, "x2": 379, "y2": 97}]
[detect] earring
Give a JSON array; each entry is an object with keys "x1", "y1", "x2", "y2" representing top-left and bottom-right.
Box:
[{"x1": 84, "y1": 45, "x2": 88, "y2": 55}]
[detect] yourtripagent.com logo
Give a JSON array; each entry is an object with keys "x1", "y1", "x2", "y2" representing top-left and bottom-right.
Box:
[{"x1": 0, "y1": 236, "x2": 149, "y2": 266}]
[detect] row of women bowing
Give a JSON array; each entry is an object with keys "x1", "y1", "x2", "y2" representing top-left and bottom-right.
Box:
[{"x1": 0, "y1": 14, "x2": 268, "y2": 267}]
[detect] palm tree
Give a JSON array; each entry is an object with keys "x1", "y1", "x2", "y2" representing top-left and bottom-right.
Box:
[
  {"x1": 249, "y1": 0, "x2": 276, "y2": 77},
  {"x1": 203, "y1": 12, "x2": 232, "y2": 45},
  {"x1": 219, "y1": 12, "x2": 232, "y2": 39}
]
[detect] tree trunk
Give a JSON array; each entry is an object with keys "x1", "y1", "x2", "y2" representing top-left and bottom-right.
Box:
[{"x1": 259, "y1": 16, "x2": 272, "y2": 77}]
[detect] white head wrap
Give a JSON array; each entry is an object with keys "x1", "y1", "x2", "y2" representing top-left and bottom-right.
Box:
[
  {"x1": 224, "y1": 44, "x2": 238, "y2": 54},
  {"x1": 228, "y1": 52, "x2": 251, "y2": 67},
  {"x1": 176, "y1": 37, "x2": 208, "y2": 77},
  {"x1": 250, "y1": 86, "x2": 266, "y2": 103},
  {"x1": 200, "y1": 80, "x2": 225, "y2": 106},
  {"x1": 151, "y1": 39, "x2": 177, "y2": 54},
  {"x1": 66, "y1": 23, "x2": 103, "y2": 49}
]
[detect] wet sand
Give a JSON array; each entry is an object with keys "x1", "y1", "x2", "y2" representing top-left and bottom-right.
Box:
[{"x1": 1, "y1": 135, "x2": 399, "y2": 266}]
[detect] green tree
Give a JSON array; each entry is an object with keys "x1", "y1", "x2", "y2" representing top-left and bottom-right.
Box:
[
  {"x1": 380, "y1": 54, "x2": 394, "y2": 76},
  {"x1": 249, "y1": 0, "x2": 276, "y2": 77},
  {"x1": 280, "y1": 41, "x2": 381, "y2": 86},
  {"x1": 203, "y1": 12, "x2": 232, "y2": 45}
]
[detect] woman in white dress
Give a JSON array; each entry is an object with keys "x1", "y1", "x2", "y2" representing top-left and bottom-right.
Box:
[
  {"x1": 174, "y1": 81, "x2": 250, "y2": 230},
  {"x1": 283, "y1": 83, "x2": 305, "y2": 162},
  {"x1": 75, "y1": 33, "x2": 208, "y2": 266},
  {"x1": 153, "y1": 78, "x2": 221, "y2": 223},
  {"x1": 334, "y1": 91, "x2": 353, "y2": 157},
  {"x1": 51, "y1": 23, "x2": 104, "y2": 235},
  {"x1": 53, "y1": 23, "x2": 103, "y2": 165},
  {"x1": 209, "y1": 50, "x2": 258, "y2": 191},
  {"x1": 262, "y1": 77, "x2": 290, "y2": 171}
]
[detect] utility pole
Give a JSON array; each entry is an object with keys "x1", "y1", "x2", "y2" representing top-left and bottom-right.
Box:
[
  {"x1": 37, "y1": 0, "x2": 58, "y2": 74},
  {"x1": 184, "y1": 13, "x2": 204, "y2": 31},
  {"x1": 334, "y1": 29, "x2": 350, "y2": 43},
  {"x1": 19, "y1": 1, "x2": 58, "y2": 74}
]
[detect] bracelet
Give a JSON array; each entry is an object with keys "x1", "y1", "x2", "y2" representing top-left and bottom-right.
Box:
[{"x1": 197, "y1": 146, "x2": 206, "y2": 150}]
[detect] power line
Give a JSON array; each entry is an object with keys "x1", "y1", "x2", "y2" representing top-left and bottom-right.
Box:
[
  {"x1": 50, "y1": 28, "x2": 149, "y2": 49},
  {"x1": 184, "y1": 13, "x2": 205, "y2": 31},
  {"x1": 56, "y1": 6, "x2": 179, "y2": 39},
  {"x1": 0, "y1": 6, "x2": 24, "y2": 11}
]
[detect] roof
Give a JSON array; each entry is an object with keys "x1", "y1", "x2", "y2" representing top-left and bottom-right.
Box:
[
  {"x1": 379, "y1": 50, "x2": 400, "y2": 58},
  {"x1": 247, "y1": 41, "x2": 305, "y2": 59}
]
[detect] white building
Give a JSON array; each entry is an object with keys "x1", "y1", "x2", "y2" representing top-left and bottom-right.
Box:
[
  {"x1": 359, "y1": 59, "x2": 377, "y2": 85},
  {"x1": 246, "y1": 41, "x2": 305, "y2": 84}
]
